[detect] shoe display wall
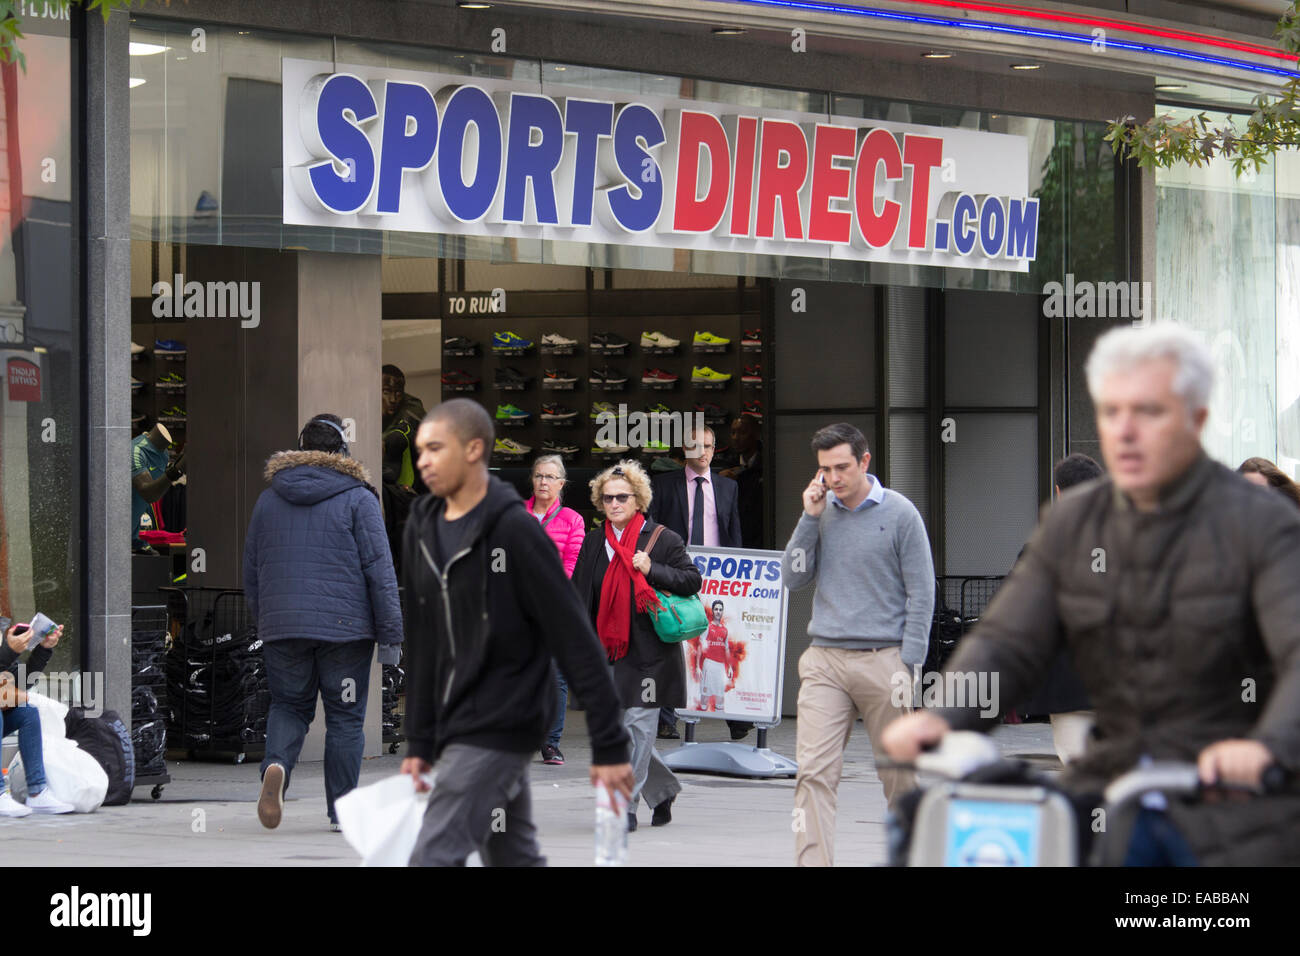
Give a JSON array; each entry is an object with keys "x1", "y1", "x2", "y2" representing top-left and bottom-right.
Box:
[
  {"x1": 131, "y1": 319, "x2": 188, "y2": 442},
  {"x1": 439, "y1": 295, "x2": 765, "y2": 482}
]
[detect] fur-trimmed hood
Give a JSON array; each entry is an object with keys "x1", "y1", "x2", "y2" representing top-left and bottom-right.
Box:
[{"x1": 264, "y1": 450, "x2": 374, "y2": 506}]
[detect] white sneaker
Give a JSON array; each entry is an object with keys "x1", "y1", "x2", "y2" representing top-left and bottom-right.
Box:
[
  {"x1": 130, "y1": 341, "x2": 146, "y2": 355},
  {"x1": 0, "y1": 791, "x2": 32, "y2": 817},
  {"x1": 541, "y1": 332, "x2": 577, "y2": 347},
  {"x1": 641, "y1": 331, "x2": 680, "y2": 348},
  {"x1": 26, "y1": 788, "x2": 75, "y2": 814}
]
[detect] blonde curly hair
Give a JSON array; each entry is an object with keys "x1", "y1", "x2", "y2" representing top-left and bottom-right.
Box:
[{"x1": 590, "y1": 459, "x2": 653, "y2": 515}]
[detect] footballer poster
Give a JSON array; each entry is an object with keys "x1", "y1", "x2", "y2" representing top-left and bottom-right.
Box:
[{"x1": 677, "y1": 546, "x2": 789, "y2": 726}]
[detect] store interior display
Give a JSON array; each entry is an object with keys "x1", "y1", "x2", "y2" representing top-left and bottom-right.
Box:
[{"x1": 440, "y1": 310, "x2": 763, "y2": 474}]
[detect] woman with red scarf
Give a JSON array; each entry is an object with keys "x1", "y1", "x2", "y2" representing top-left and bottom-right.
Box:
[{"x1": 571, "y1": 460, "x2": 702, "y2": 831}]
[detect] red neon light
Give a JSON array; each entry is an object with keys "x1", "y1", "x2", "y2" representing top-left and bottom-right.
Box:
[{"x1": 904, "y1": 0, "x2": 1298, "y2": 62}]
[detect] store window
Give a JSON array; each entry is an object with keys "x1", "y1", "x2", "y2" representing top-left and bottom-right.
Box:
[
  {"x1": 1156, "y1": 107, "x2": 1279, "y2": 472},
  {"x1": 0, "y1": 11, "x2": 80, "y2": 672},
  {"x1": 128, "y1": 19, "x2": 1122, "y2": 294}
]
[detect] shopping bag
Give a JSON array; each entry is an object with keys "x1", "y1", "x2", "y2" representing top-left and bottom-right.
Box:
[
  {"x1": 334, "y1": 772, "x2": 432, "y2": 866},
  {"x1": 7, "y1": 693, "x2": 109, "y2": 812}
]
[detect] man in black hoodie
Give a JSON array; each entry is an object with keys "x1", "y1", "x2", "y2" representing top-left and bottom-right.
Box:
[{"x1": 400, "y1": 399, "x2": 633, "y2": 866}]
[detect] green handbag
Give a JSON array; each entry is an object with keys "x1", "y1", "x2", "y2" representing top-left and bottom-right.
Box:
[{"x1": 643, "y1": 526, "x2": 709, "y2": 643}]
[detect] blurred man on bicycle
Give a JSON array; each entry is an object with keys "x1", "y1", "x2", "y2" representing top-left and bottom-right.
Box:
[{"x1": 884, "y1": 323, "x2": 1300, "y2": 865}]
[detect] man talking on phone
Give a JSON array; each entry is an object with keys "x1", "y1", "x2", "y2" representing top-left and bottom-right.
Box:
[{"x1": 782, "y1": 423, "x2": 935, "y2": 866}]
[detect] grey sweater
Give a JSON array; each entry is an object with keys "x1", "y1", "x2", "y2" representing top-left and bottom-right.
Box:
[{"x1": 781, "y1": 484, "x2": 935, "y2": 668}]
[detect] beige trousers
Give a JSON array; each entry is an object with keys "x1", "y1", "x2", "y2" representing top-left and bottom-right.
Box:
[{"x1": 794, "y1": 644, "x2": 916, "y2": 867}]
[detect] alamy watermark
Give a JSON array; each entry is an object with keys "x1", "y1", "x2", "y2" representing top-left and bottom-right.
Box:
[
  {"x1": 1042, "y1": 274, "x2": 1152, "y2": 323},
  {"x1": 8, "y1": 664, "x2": 104, "y2": 717},
  {"x1": 594, "y1": 407, "x2": 705, "y2": 451},
  {"x1": 891, "y1": 668, "x2": 1000, "y2": 718},
  {"x1": 152, "y1": 273, "x2": 261, "y2": 328}
]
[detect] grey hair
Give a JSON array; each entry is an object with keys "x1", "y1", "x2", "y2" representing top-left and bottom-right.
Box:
[
  {"x1": 531, "y1": 453, "x2": 567, "y2": 485},
  {"x1": 1084, "y1": 323, "x2": 1214, "y2": 412}
]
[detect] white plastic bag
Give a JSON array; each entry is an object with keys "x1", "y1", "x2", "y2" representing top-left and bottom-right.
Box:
[
  {"x1": 6, "y1": 692, "x2": 108, "y2": 812},
  {"x1": 334, "y1": 772, "x2": 432, "y2": 866}
]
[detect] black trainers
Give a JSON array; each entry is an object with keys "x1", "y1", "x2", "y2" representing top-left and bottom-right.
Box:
[
  {"x1": 590, "y1": 366, "x2": 629, "y2": 386},
  {"x1": 591, "y1": 331, "x2": 630, "y2": 351},
  {"x1": 541, "y1": 744, "x2": 565, "y2": 765},
  {"x1": 651, "y1": 796, "x2": 674, "y2": 827},
  {"x1": 541, "y1": 402, "x2": 579, "y2": 421},
  {"x1": 494, "y1": 366, "x2": 529, "y2": 389},
  {"x1": 443, "y1": 335, "x2": 478, "y2": 353},
  {"x1": 657, "y1": 721, "x2": 680, "y2": 740}
]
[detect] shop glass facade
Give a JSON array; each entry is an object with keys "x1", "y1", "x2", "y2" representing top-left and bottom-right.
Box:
[{"x1": 0, "y1": 11, "x2": 81, "y2": 674}]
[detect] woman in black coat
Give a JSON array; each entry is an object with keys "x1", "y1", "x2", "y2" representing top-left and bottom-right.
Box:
[{"x1": 571, "y1": 459, "x2": 702, "y2": 831}]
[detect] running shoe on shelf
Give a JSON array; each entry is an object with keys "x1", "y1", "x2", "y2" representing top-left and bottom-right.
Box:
[
  {"x1": 541, "y1": 402, "x2": 580, "y2": 421},
  {"x1": 640, "y1": 331, "x2": 680, "y2": 349},
  {"x1": 494, "y1": 437, "x2": 531, "y2": 456},
  {"x1": 443, "y1": 335, "x2": 479, "y2": 354},
  {"x1": 495, "y1": 403, "x2": 532, "y2": 421},
  {"x1": 590, "y1": 331, "x2": 630, "y2": 352},
  {"x1": 641, "y1": 368, "x2": 679, "y2": 385},
  {"x1": 692, "y1": 331, "x2": 730, "y2": 347},
  {"x1": 691, "y1": 366, "x2": 732, "y2": 383},
  {"x1": 441, "y1": 370, "x2": 480, "y2": 389},
  {"x1": 494, "y1": 367, "x2": 529, "y2": 389},
  {"x1": 590, "y1": 366, "x2": 629, "y2": 386},
  {"x1": 492, "y1": 331, "x2": 533, "y2": 352}
]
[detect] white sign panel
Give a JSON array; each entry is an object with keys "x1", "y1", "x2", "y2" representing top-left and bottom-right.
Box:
[
  {"x1": 677, "y1": 546, "x2": 789, "y2": 726},
  {"x1": 283, "y1": 57, "x2": 1039, "y2": 272}
]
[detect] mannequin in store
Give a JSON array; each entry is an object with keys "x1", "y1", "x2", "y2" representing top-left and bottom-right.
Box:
[
  {"x1": 131, "y1": 424, "x2": 186, "y2": 548},
  {"x1": 381, "y1": 364, "x2": 428, "y2": 572}
]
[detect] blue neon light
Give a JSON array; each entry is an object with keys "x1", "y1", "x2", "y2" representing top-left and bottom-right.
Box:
[{"x1": 713, "y1": 0, "x2": 1300, "y2": 79}]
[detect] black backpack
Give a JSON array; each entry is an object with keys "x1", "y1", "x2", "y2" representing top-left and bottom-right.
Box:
[{"x1": 64, "y1": 707, "x2": 136, "y2": 806}]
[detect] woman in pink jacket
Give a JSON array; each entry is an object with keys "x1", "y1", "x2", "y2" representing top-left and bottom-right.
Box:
[{"x1": 526, "y1": 453, "x2": 586, "y2": 765}]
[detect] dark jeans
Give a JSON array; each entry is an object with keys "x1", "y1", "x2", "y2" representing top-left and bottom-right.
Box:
[
  {"x1": 1, "y1": 705, "x2": 47, "y2": 794},
  {"x1": 1123, "y1": 808, "x2": 1200, "y2": 866},
  {"x1": 260, "y1": 638, "x2": 374, "y2": 823},
  {"x1": 409, "y1": 743, "x2": 543, "y2": 867},
  {"x1": 546, "y1": 669, "x2": 567, "y2": 748}
]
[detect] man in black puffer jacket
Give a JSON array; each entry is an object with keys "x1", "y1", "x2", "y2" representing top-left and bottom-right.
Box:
[{"x1": 400, "y1": 399, "x2": 633, "y2": 867}]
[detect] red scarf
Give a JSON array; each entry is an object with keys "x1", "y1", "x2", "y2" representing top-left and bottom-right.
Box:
[{"x1": 597, "y1": 513, "x2": 663, "y2": 661}]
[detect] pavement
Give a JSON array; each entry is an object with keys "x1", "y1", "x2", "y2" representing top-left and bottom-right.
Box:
[{"x1": 0, "y1": 715, "x2": 1058, "y2": 866}]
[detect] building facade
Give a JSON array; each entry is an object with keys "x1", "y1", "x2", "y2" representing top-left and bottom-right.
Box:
[{"x1": 6, "y1": 0, "x2": 1295, "y2": 736}]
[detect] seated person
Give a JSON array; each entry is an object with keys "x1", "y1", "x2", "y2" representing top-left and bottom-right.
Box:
[{"x1": 0, "y1": 619, "x2": 74, "y2": 817}]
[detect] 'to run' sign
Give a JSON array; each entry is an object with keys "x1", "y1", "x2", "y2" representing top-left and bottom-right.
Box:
[{"x1": 283, "y1": 59, "x2": 1038, "y2": 273}]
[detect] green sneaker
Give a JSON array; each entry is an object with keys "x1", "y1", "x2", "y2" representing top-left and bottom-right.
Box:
[{"x1": 495, "y1": 403, "x2": 531, "y2": 421}]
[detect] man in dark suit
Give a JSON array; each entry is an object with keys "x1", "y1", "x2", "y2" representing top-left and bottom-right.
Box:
[{"x1": 649, "y1": 424, "x2": 751, "y2": 740}]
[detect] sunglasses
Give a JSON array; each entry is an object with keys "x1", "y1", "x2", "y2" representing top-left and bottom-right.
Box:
[{"x1": 602, "y1": 493, "x2": 633, "y2": 504}]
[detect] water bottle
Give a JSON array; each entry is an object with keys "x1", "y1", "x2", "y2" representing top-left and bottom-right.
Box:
[{"x1": 594, "y1": 782, "x2": 629, "y2": 867}]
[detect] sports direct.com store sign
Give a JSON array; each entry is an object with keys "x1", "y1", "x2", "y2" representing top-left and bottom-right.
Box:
[{"x1": 283, "y1": 58, "x2": 1039, "y2": 273}]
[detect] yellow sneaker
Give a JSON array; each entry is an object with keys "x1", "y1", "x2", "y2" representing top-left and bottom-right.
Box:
[
  {"x1": 693, "y1": 331, "x2": 731, "y2": 346},
  {"x1": 691, "y1": 366, "x2": 732, "y2": 382}
]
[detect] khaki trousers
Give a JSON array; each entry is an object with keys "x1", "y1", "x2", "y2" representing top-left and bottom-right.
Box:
[{"x1": 794, "y1": 644, "x2": 916, "y2": 867}]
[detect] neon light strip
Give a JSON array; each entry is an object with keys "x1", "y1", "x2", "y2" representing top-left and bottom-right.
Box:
[
  {"x1": 913, "y1": 1, "x2": 1295, "y2": 62},
  {"x1": 712, "y1": 0, "x2": 1300, "y2": 77}
]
